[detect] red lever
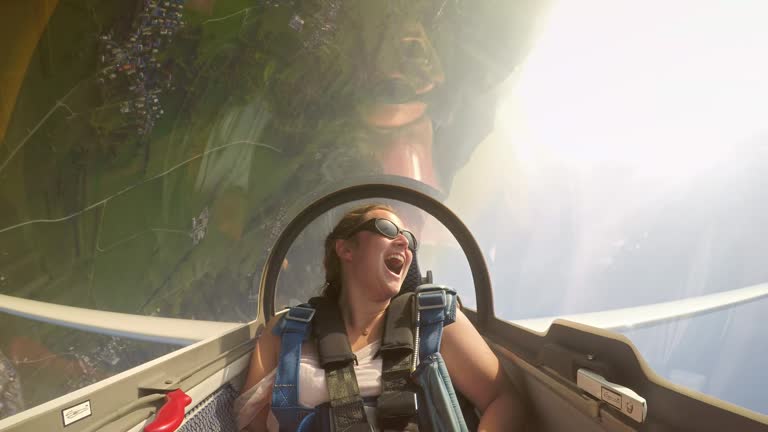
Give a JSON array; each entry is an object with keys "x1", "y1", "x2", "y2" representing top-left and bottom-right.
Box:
[{"x1": 144, "y1": 389, "x2": 192, "y2": 432}]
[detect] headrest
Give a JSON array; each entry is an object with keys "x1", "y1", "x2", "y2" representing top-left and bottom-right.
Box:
[{"x1": 399, "y1": 252, "x2": 423, "y2": 295}]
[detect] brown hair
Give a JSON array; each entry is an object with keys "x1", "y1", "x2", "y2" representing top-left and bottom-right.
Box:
[{"x1": 322, "y1": 203, "x2": 395, "y2": 299}]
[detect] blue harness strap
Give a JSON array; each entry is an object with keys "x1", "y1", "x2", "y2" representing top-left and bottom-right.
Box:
[
  {"x1": 271, "y1": 305, "x2": 317, "y2": 432},
  {"x1": 413, "y1": 285, "x2": 469, "y2": 432},
  {"x1": 270, "y1": 286, "x2": 460, "y2": 432},
  {"x1": 416, "y1": 285, "x2": 457, "y2": 363}
]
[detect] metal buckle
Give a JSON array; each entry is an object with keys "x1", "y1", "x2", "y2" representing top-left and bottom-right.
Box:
[
  {"x1": 417, "y1": 290, "x2": 447, "y2": 311},
  {"x1": 286, "y1": 306, "x2": 315, "y2": 323}
]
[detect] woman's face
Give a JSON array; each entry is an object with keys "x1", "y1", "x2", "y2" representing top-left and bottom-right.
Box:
[
  {"x1": 362, "y1": 20, "x2": 444, "y2": 130},
  {"x1": 360, "y1": 20, "x2": 444, "y2": 190},
  {"x1": 342, "y1": 209, "x2": 414, "y2": 301}
]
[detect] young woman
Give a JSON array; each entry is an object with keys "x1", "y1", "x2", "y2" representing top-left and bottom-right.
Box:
[{"x1": 235, "y1": 204, "x2": 526, "y2": 431}]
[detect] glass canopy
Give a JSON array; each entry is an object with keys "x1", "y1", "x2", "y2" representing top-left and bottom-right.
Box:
[{"x1": 1, "y1": 0, "x2": 767, "y2": 421}]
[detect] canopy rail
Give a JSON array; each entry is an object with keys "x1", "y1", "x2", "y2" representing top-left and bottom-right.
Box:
[
  {"x1": 0, "y1": 294, "x2": 242, "y2": 345},
  {"x1": 510, "y1": 283, "x2": 768, "y2": 333},
  {"x1": 3, "y1": 282, "x2": 767, "y2": 346}
]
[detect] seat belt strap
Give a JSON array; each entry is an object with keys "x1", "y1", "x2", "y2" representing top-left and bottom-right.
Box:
[
  {"x1": 311, "y1": 297, "x2": 371, "y2": 431},
  {"x1": 326, "y1": 363, "x2": 370, "y2": 431},
  {"x1": 378, "y1": 293, "x2": 419, "y2": 430},
  {"x1": 311, "y1": 297, "x2": 357, "y2": 366},
  {"x1": 416, "y1": 285, "x2": 457, "y2": 364},
  {"x1": 272, "y1": 305, "x2": 315, "y2": 431}
]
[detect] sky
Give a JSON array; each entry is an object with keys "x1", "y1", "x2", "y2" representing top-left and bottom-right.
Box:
[{"x1": 436, "y1": 0, "x2": 768, "y2": 414}]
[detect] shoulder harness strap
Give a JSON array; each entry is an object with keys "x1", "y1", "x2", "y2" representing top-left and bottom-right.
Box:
[
  {"x1": 378, "y1": 292, "x2": 419, "y2": 430},
  {"x1": 378, "y1": 285, "x2": 458, "y2": 431},
  {"x1": 271, "y1": 285, "x2": 457, "y2": 432},
  {"x1": 271, "y1": 305, "x2": 317, "y2": 432},
  {"x1": 415, "y1": 284, "x2": 458, "y2": 364},
  {"x1": 311, "y1": 296, "x2": 372, "y2": 432}
]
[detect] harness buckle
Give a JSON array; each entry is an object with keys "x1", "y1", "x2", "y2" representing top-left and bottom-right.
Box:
[
  {"x1": 417, "y1": 290, "x2": 447, "y2": 311},
  {"x1": 286, "y1": 305, "x2": 315, "y2": 323}
]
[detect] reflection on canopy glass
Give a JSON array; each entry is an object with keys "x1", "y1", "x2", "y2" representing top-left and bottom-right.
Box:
[{"x1": 0, "y1": 0, "x2": 539, "y2": 418}]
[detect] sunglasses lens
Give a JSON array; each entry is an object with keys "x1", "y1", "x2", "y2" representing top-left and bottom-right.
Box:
[
  {"x1": 375, "y1": 219, "x2": 399, "y2": 238},
  {"x1": 403, "y1": 231, "x2": 417, "y2": 251},
  {"x1": 371, "y1": 218, "x2": 417, "y2": 251}
]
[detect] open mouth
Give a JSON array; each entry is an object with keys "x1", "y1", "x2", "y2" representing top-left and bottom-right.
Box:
[
  {"x1": 364, "y1": 76, "x2": 436, "y2": 129},
  {"x1": 384, "y1": 254, "x2": 405, "y2": 275},
  {"x1": 364, "y1": 101, "x2": 427, "y2": 129}
]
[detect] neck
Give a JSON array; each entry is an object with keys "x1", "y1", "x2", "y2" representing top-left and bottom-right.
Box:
[{"x1": 338, "y1": 279, "x2": 390, "y2": 336}]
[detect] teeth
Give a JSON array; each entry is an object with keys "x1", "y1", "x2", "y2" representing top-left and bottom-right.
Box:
[{"x1": 386, "y1": 254, "x2": 404, "y2": 263}]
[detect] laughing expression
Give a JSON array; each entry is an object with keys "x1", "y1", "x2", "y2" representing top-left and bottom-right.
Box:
[
  {"x1": 347, "y1": 209, "x2": 414, "y2": 301},
  {"x1": 362, "y1": 21, "x2": 444, "y2": 130}
]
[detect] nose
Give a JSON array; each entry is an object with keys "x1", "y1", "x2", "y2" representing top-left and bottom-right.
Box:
[{"x1": 393, "y1": 233, "x2": 409, "y2": 249}]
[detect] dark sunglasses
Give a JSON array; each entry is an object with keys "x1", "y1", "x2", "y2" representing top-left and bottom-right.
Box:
[{"x1": 347, "y1": 218, "x2": 418, "y2": 251}]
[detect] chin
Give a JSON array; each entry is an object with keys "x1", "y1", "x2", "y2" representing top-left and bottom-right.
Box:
[
  {"x1": 390, "y1": 282, "x2": 404, "y2": 295},
  {"x1": 374, "y1": 282, "x2": 402, "y2": 301}
]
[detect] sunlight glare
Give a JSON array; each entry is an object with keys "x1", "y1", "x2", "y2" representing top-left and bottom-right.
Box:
[{"x1": 503, "y1": 0, "x2": 768, "y2": 180}]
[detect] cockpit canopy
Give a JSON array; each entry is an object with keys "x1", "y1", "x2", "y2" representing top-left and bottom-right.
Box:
[{"x1": 1, "y1": 0, "x2": 768, "y2": 425}]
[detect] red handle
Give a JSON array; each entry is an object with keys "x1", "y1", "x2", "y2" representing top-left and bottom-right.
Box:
[{"x1": 144, "y1": 389, "x2": 192, "y2": 432}]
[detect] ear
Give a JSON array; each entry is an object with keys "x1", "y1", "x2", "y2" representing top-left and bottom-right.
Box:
[{"x1": 335, "y1": 238, "x2": 354, "y2": 262}]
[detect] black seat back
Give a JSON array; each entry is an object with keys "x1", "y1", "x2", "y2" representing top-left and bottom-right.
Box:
[{"x1": 400, "y1": 253, "x2": 428, "y2": 294}]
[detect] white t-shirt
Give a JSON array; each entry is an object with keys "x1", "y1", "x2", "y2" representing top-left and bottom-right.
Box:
[{"x1": 233, "y1": 340, "x2": 383, "y2": 431}]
